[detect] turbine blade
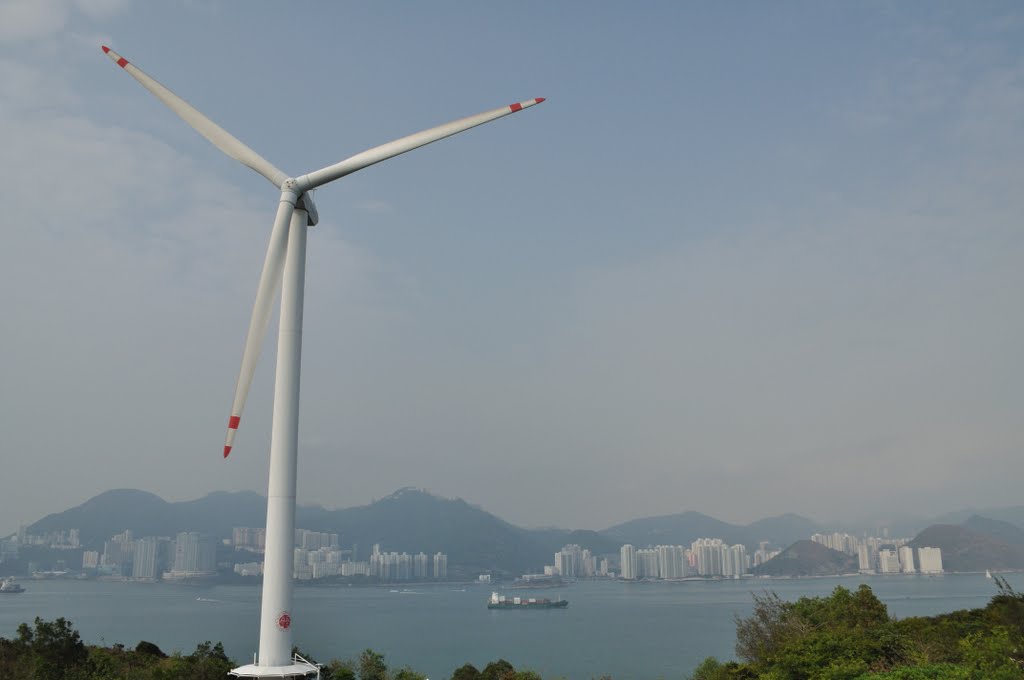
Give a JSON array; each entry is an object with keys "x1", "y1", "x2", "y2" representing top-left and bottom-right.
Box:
[
  {"x1": 295, "y1": 98, "x2": 546, "y2": 191},
  {"x1": 224, "y1": 193, "x2": 298, "y2": 457},
  {"x1": 101, "y1": 46, "x2": 288, "y2": 188}
]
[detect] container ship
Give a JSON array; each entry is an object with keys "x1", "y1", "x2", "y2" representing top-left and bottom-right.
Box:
[{"x1": 488, "y1": 591, "x2": 568, "y2": 609}]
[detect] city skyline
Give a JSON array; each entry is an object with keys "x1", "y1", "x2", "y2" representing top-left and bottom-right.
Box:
[
  {"x1": 7, "y1": 520, "x2": 950, "y2": 582},
  {"x1": 2, "y1": 3, "x2": 1023, "y2": 537}
]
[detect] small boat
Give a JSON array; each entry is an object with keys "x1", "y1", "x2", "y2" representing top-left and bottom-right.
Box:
[
  {"x1": 986, "y1": 569, "x2": 993, "y2": 579},
  {"x1": 0, "y1": 577, "x2": 25, "y2": 594}
]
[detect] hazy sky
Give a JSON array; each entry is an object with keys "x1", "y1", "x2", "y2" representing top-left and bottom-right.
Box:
[{"x1": 1, "y1": 1, "x2": 1022, "y2": 536}]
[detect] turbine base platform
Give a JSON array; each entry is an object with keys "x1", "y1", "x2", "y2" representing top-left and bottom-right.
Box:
[{"x1": 230, "y1": 654, "x2": 319, "y2": 678}]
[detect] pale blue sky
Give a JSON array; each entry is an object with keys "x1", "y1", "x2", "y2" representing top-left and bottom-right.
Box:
[{"x1": 1, "y1": 1, "x2": 1022, "y2": 535}]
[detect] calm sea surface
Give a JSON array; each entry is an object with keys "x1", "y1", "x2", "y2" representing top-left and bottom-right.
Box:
[{"x1": 1, "y1": 573, "x2": 1020, "y2": 679}]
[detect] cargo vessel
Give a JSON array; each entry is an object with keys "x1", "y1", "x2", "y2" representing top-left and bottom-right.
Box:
[{"x1": 488, "y1": 591, "x2": 567, "y2": 609}]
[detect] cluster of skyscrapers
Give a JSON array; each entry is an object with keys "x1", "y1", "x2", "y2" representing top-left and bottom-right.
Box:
[
  {"x1": 1, "y1": 528, "x2": 82, "y2": 566},
  {"x1": 810, "y1": 532, "x2": 944, "y2": 574},
  {"x1": 548, "y1": 544, "x2": 611, "y2": 578},
  {"x1": 81, "y1": 530, "x2": 217, "y2": 580},
  {"x1": 12, "y1": 527, "x2": 81, "y2": 549},
  {"x1": 232, "y1": 528, "x2": 449, "y2": 582},
  {"x1": 620, "y1": 539, "x2": 750, "y2": 580}
]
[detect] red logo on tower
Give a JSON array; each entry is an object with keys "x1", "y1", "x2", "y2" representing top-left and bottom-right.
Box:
[{"x1": 277, "y1": 612, "x2": 291, "y2": 630}]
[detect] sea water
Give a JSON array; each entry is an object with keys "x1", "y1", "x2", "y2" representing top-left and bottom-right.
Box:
[{"x1": 1, "y1": 573, "x2": 1019, "y2": 680}]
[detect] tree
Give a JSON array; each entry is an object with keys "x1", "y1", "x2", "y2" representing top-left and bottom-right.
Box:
[
  {"x1": 689, "y1": 657, "x2": 735, "y2": 680},
  {"x1": 325, "y1": 658, "x2": 358, "y2": 680},
  {"x1": 393, "y1": 667, "x2": 428, "y2": 680},
  {"x1": 135, "y1": 640, "x2": 167, "y2": 658},
  {"x1": 179, "y1": 640, "x2": 234, "y2": 680},
  {"x1": 451, "y1": 663, "x2": 482, "y2": 680},
  {"x1": 481, "y1": 659, "x2": 515, "y2": 680},
  {"x1": 14, "y1": 617, "x2": 90, "y2": 680},
  {"x1": 511, "y1": 671, "x2": 543, "y2": 680},
  {"x1": 734, "y1": 591, "x2": 806, "y2": 666},
  {"x1": 359, "y1": 648, "x2": 388, "y2": 680},
  {"x1": 734, "y1": 585, "x2": 908, "y2": 678}
]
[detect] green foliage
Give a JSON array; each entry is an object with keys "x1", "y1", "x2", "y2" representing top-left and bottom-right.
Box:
[
  {"x1": 728, "y1": 582, "x2": 1024, "y2": 680},
  {"x1": 451, "y1": 663, "x2": 483, "y2": 680},
  {"x1": 958, "y1": 627, "x2": 1024, "y2": 679},
  {"x1": 359, "y1": 648, "x2": 388, "y2": 680},
  {"x1": 325, "y1": 658, "x2": 358, "y2": 680},
  {"x1": 512, "y1": 671, "x2": 543, "y2": 680},
  {"x1": 0, "y1": 619, "x2": 232, "y2": 680},
  {"x1": 481, "y1": 658, "x2": 516, "y2": 680},
  {"x1": 855, "y1": 665, "x2": 971, "y2": 679},
  {"x1": 689, "y1": 657, "x2": 733, "y2": 680},
  {"x1": 134, "y1": 640, "x2": 167, "y2": 658},
  {"x1": 6, "y1": 617, "x2": 89, "y2": 680}
]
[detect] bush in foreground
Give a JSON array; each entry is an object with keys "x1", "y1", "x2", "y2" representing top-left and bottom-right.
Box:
[{"x1": 689, "y1": 578, "x2": 1024, "y2": 680}]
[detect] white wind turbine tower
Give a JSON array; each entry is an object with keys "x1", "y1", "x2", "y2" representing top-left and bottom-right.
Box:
[{"x1": 102, "y1": 46, "x2": 543, "y2": 678}]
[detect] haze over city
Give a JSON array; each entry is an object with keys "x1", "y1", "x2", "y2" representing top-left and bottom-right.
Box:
[{"x1": 1, "y1": 2, "x2": 1022, "y2": 538}]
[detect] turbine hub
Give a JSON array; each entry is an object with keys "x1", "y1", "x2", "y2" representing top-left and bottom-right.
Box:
[{"x1": 280, "y1": 179, "x2": 317, "y2": 226}]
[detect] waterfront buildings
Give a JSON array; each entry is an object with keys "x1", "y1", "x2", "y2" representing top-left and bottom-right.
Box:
[
  {"x1": 167, "y1": 532, "x2": 216, "y2": 579},
  {"x1": 617, "y1": 539, "x2": 749, "y2": 580},
  {"x1": 878, "y1": 549, "x2": 902, "y2": 574},
  {"x1": 620, "y1": 544, "x2": 637, "y2": 580},
  {"x1": 554, "y1": 544, "x2": 597, "y2": 577},
  {"x1": 812, "y1": 530, "x2": 942, "y2": 575},
  {"x1": 918, "y1": 547, "x2": 943, "y2": 574},
  {"x1": 899, "y1": 545, "x2": 916, "y2": 574},
  {"x1": 131, "y1": 536, "x2": 160, "y2": 580}
]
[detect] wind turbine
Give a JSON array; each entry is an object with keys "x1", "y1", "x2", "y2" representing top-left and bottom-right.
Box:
[{"x1": 101, "y1": 46, "x2": 543, "y2": 678}]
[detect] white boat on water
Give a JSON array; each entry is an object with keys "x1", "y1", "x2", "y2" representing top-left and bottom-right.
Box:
[
  {"x1": 986, "y1": 569, "x2": 993, "y2": 579},
  {"x1": 0, "y1": 577, "x2": 25, "y2": 594}
]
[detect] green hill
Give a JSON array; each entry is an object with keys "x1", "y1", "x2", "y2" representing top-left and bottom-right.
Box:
[
  {"x1": 752, "y1": 539, "x2": 858, "y2": 577},
  {"x1": 963, "y1": 515, "x2": 1024, "y2": 547},
  {"x1": 910, "y1": 523, "x2": 1024, "y2": 571}
]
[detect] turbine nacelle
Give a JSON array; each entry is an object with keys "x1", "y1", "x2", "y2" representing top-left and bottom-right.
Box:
[{"x1": 293, "y1": 187, "x2": 318, "y2": 226}]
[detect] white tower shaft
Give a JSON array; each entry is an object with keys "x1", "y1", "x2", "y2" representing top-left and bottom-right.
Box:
[{"x1": 258, "y1": 206, "x2": 308, "y2": 669}]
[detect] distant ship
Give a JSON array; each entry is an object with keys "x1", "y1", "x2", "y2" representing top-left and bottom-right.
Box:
[
  {"x1": 488, "y1": 591, "x2": 567, "y2": 609},
  {"x1": 0, "y1": 578, "x2": 25, "y2": 594}
]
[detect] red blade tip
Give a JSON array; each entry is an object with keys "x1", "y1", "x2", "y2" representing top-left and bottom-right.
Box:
[
  {"x1": 223, "y1": 445, "x2": 232, "y2": 458},
  {"x1": 536, "y1": 97, "x2": 546, "y2": 103},
  {"x1": 101, "y1": 45, "x2": 110, "y2": 53}
]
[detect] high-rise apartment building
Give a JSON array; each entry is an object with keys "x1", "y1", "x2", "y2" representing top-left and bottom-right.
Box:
[
  {"x1": 898, "y1": 545, "x2": 916, "y2": 573},
  {"x1": 691, "y1": 538, "x2": 725, "y2": 576},
  {"x1": 620, "y1": 544, "x2": 637, "y2": 580},
  {"x1": 132, "y1": 537, "x2": 160, "y2": 580},
  {"x1": 414, "y1": 552, "x2": 430, "y2": 579},
  {"x1": 857, "y1": 545, "x2": 874, "y2": 573},
  {"x1": 433, "y1": 552, "x2": 447, "y2": 580},
  {"x1": 171, "y1": 532, "x2": 216, "y2": 576},
  {"x1": 878, "y1": 549, "x2": 901, "y2": 573},
  {"x1": 918, "y1": 547, "x2": 943, "y2": 574}
]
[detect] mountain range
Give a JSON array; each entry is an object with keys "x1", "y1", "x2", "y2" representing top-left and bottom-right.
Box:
[
  {"x1": 27, "y1": 487, "x2": 823, "y2": 574},
  {"x1": 23, "y1": 488, "x2": 1024, "y2": 575}
]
